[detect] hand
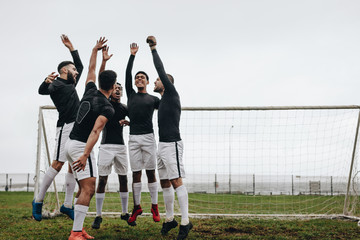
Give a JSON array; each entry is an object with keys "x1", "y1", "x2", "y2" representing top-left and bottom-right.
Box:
[
  {"x1": 72, "y1": 155, "x2": 87, "y2": 172},
  {"x1": 61, "y1": 34, "x2": 74, "y2": 51},
  {"x1": 130, "y1": 43, "x2": 139, "y2": 55},
  {"x1": 119, "y1": 119, "x2": 130, "y2": 126},
  {"x1": 94, "y1": 37, "x2": 108, "y2": 51},
  {"x1": 45, "y1": 72, "x2": 58, "y2": 84},
  {"x1": 146, "y1": 36, "x2": 157, "y2": 47},
  {"x1": 102, "y1": 46, "x2": 113, "y2": 62}
]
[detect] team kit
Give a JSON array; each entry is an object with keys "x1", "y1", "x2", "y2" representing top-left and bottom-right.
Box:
[{"x1": 33, "y1": 35, "x2": 192, "y2": 240}]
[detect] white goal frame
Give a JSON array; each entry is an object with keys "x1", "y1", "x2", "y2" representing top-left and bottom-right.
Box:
[{"x1": 34, "y1": 105, "x2": 360, "y2": 219}]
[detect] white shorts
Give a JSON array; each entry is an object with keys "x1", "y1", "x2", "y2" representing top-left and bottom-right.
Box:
[
  {"x1": 53, "y1": 122, "x2": 74, "y2": 162},
  {"x1": 128, "y1": 133, "x2": 157, "y2": 172},
  {"x1": 157, "y1": 140, "x2": 185, "y2": 180},
  {"x1": 98, "y1": 144, "x2": 128, "y2": 176},
  {"x1": 65, "y1": 139, "x2": 97, "y2": 181}
]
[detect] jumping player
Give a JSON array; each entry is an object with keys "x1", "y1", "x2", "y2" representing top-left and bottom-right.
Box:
[
  {"x1": 34, "y1": 34, "x2": 83, "y2": 221},
  {"x1": 91, "y1": 46, "x2": 130, "y2": 229},
  {"x1": 125, "y1": 43, "x2": 160, "y2": 226},
  {"x1": 147, "y1": 36, "x2": 192, "y2": 240},
  {"x1": 65, "y1": 37, "x2": 116, "y2": 240}
]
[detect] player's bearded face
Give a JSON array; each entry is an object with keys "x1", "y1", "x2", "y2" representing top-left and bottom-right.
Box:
[
  {"x1": 67, "y1": 71, "x2": 76, "y2": 84},
  {"x1": 154, "y1": 78, "x2": 164, "y2": 93}
]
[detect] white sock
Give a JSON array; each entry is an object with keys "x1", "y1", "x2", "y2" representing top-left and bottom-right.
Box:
[
  {"x1": 162, "y1": 187, "x2": 174, "y2": 222},
  {"x1": 63, "y1": 173, "x2": 76, "y2": 208},
  {"x1": 74, "y1": 197, "x2": 78, "y2": 205},
  {"x1": 73, "y1": 204, "x2": 88, "y2": 232},
  {"x1": 176, "y1": 185, "x2": 189, "y2": 225},
  {"x1": 133, "y1": 182, "x2": 142, "y2": 206},
  {"x1": 148, "y1": 182, "x2": 158, "y2": 205},
  {"x1": 119, "y1": 192, "x2": 129, "y2": 213},
  {"x1": 95, "y1": 193, "x2": 105, "y2": 217},
  {"x1": 36, "y1": 167, "x2": 58, "y2": 202}
]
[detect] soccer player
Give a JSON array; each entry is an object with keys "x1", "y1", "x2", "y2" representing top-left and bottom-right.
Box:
[
  {"x1": 33, "y1": 34, "x2": 83, "y2": 221},
  {"x1": 65, "y1": 37, "x2": 116, "y2": 240},
  {"x1": 91, "y1": 47, "x2": 130, "y2": 229},
  {"x1": 147, "y1": 36, "x2": 192, "y2": 240},
  {"x1": 125, "y1": 43, "x2": 160, "y2": 226}
]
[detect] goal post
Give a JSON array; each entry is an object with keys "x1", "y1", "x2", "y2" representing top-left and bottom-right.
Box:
[{"x1": 35, "y1": 105, "x2": 360, "y2": 219}]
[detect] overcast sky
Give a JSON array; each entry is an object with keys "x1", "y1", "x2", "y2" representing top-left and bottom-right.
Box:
[{"x1": 0, "y1": 0, "x2": 360, "y2": 173}]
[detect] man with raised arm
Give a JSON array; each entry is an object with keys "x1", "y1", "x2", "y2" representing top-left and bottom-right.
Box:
[
  {"x1": 125, "y1": 43, "x2": 160, "y2": 226},
  {"x1": 91, "y1": 47, "x2": 130, "y2": 230},
  {"x1": 147, "y1": 36, "x2": 192, "y2": 240},
  {"x1": 34, "y1": 34, "x2": 83, "y2": 221},
  {"x1": 65, "y1": 37, "x2": 116, "y2": 240}
]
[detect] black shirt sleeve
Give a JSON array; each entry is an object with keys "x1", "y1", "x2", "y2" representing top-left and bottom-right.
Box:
[
  {"x1": 38, "y1": 80, "x2": 50, "y2": 95},
  {"x1": 151, "y1": 49, "x2": 176, "y2": 93},
  {"x1": 125, "y1": 54, "x2": 136, "y2": 97},
  {"x1": 70, "y1": 50, "x2": 83, "y2": 87}
]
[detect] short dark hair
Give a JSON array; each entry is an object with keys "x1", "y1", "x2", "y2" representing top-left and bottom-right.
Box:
[
  {"x1": 167, "y1": 74, "x2": 174, "y2": 84},
  {"x1": 99, "y1": 70, "x2": 117, "y2": 91},
  {"x1": 135, "y1": 71, "x2": 149, "y2": 81},
  {"x1": 116, "y1": 82, "x2": 123, "y2": 89},
  {"x1": 57, "y1": 61, "x2": 74, "y2": 73}
]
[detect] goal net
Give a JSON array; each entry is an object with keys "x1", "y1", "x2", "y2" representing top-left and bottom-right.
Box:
[{"x1": 35, "y1": 105, "x2": 360, "y2": 219}]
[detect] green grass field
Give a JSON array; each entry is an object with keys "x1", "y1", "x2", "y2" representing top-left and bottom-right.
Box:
[{"x1": 1, "y1": 192, "x2": 360, "y2": 239}]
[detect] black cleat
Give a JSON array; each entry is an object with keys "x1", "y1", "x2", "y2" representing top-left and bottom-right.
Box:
[
  {"x1": 121, "y1": 213, "x2": 130, "y2": 221},
  {"x1": 161, "y1": 219, "x2": 178, "y2": 235},
  {"x1": 91, "y1": 216, "x2": 102, "y2": 229},
  {"x1": 177, "y1": 222, "x2": 193, "y2": 240}
]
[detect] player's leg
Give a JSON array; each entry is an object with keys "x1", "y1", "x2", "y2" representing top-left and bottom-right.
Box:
[
  {"x1": 67, "y1": 139, "x2": 96, "y2": 240},
  {"x1": 168, "y1": 140, "x2": 192, "y2": 240},
  {"x1": 158, "y1": 142, "x2": 177, "y2": 235},
  {"x1": 60, "y1": 164, "x2": 77, "y2": 220},
  {"x1": 32, "y1": 159, "x2": 64, "y2": 221},
  {"x1": 92, "y1": 145, "x2": 113, "y2": 229},
  {"x1": 128, "y1": 135, "x2": 144, "y2": 226},
  {"x1": 60, "y1": 122, "x2": 77, "y2": 220},
  {"x1": 115, "y1": 144, "x2": 130, "y2": 221},
  {"x1": 91, "y1": 175, "x2": 107, "y2": 229},
  {"x1": 142, "y1": 133, "x2": 160, "y2": 222}
]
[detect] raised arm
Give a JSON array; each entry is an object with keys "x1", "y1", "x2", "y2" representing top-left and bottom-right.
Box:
[
  {"x1": 146, "y1": 36, "x2": 175, "y2": 92},
  {"x1": 61, "y1": 34, "x2": 84, "y2": 86},
  {"x1": 125, "y1": 43, "x2": 139, "y2": 96},
  {"x1": 72, "y1": 115, "x2": 109, "y2": 172},
  {"x1": 99, "y1": 46, "x2": 113, "y2": 75},
  {"x1": 38, "y1": 72, "x2": 58, "y2": 95},
  {"x1": 86, "y1": 37, "x2": 108, "y2": 86}
]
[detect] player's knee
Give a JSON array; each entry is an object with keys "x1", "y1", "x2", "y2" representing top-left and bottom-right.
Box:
[
  {"x1": 160, "y1": 179, "x2": 171, "y2": 188},
  {"x1": 51, "y1": 160, "x2": 64, "y2": 171},
  {"x1": 146, "y1": 170, "x2": 156, "y2": 182}
]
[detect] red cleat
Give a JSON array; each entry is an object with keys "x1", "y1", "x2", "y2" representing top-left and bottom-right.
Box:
[
  {"x1": 68, "y1": 230, "x2": 86, "y2": 240},
  {"x1": 128, "y1": 205, "x2": 143, "y2": 226},
  {"x1": 82, "y1": 228, "x2": 94, "y2": 239},
  {"x1": 151, "y1": 204, "x2": 160, "y2": 222}
]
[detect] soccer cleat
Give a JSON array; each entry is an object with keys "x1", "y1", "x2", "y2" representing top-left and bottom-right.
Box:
[
  {"x1": 120, "y1": 213, "x2": 130, "y2": 221},
  {"x1": 32, "y1": 199, "x2": 43, "y2": 221},
  {"x1": 68, "y1": 230, "x2": 86, "y2": 240},
  {"x1": 177, "y1": 222, "x2": 193, "y2": 240},
  {"x1": 91, "y1": 216, "x2": 103, "y2": 229},
  {"x1": 161, "y1": 219, "x2": 178, "y2": 235},
  {"x1": 151, "y1": 204, "x2": 160, "y2": 222},
  {"x1": 60, "y1": 204, "x2": 74, "y2": 220},
  {"x1": 128, "y1": 205, "x2": 143, "y2": 226},
  {"x1": 82, "y1": 228, "x2": 94, "y2": 239}
]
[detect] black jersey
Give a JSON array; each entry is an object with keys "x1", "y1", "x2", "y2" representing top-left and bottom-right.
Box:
[
  {"x1": 70, "y1": 82, "x2": 115, "y2": 143},
  {"x1": 38, "y1": 50, "x2": 84, "y2": 127},
  {"x1": 125, "y1": 54, "x2": 160, "y2": 135},
  {"x1": 101, "y1": 101, "x2": 128, "y2": 145},
  {"x1": 151, "y1": 49, "x2": 181, "y2": 142}
]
